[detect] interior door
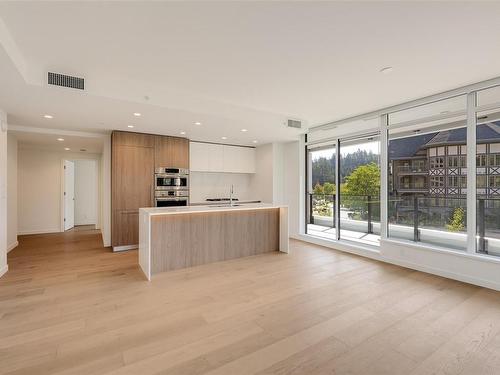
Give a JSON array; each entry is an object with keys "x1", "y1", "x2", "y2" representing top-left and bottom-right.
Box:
[{"x1": 64, "y1": 160, "x2": 75, "y2": 231}]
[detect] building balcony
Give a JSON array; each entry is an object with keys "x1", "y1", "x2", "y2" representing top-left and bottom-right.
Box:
[
  {"x1": 397, "y1": 166, "x2": 429, "y2": 175},
  {"x1": 397, "y1": 184, "x2": 428, "y2": 193}
]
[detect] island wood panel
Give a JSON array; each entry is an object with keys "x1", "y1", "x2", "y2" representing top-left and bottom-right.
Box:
[{"x1": 150, "y1": 208, "x2": 280, "y2": 275}]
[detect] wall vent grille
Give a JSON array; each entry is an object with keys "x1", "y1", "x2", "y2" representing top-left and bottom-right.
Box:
[
  {"x1": 287, "y1": 119, "x2": 302, "y2": 129},
  {"x1": 48, "y1": 72, "x2": 85, "y2": 90}
]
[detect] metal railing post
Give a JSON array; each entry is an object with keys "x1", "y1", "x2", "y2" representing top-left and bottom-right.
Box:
[
  {"x1": 367, "y1": 195, "x2": 373, "y2": 234},
  {"x1": 413, "y1": 196, "x2": 420, "y2": 242},
  {"x1": 308, "y1": 194, "x2": 313, "y2": 225},
  {"x1": 478, "y1": 198, "x2": 486, "y2": 253},
  {"x1": 332, "y1": 194, "x2": 336, "y2": 228}
]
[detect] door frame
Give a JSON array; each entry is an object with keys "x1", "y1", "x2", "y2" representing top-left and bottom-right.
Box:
[
  {"x1": 60, "y1": 158, "x2": 101, "y2": 232},
  {"x1": 60, "y1": 159, "x2": 75, "y2": 231}
]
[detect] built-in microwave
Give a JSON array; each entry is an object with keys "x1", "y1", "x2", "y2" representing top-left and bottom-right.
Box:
[{"x1": 154, "y1": 167, "x2": 189, "y2": 190}]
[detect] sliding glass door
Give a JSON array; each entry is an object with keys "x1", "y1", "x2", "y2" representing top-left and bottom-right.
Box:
[
  {"x1": 338, "y1": 135, "x2": 381, "y2": 245},
  {"x1": 306, "y1": 143, "x2": 336, "y2": 240}
]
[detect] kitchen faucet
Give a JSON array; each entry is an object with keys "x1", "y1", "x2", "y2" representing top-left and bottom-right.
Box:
[{"x1": 230, "y1": 184, "x2": 234, "y2": 207}]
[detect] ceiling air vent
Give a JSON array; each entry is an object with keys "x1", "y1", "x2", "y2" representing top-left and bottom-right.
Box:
[
  {"x1": 287, "y1": 119, "x2": 302, "y2": 129},
  {"x1": 48, "y1": 72, "x2": 85, "y2": 90}
]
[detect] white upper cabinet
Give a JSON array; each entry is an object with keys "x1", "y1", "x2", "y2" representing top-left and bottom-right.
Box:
[
  {"x1": 222, "y1": 145, "x2": 255, "y2": 173},
  {"x1": 190, "y1": 142, "x2": 255, "y2": 173}
]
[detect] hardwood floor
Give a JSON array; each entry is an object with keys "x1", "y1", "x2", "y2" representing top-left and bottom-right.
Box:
[{"x1": 2, "y1": 229, "x2": 500, "y2": 374}]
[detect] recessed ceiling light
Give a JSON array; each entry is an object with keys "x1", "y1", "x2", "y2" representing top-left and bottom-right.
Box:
[
  {"x1": 128, "y1": 125, "x2": 134, "y2": 128},
  {"x1": 44, "y1": 114, "x2": 53, "y2": 119},
  {"x1": 194, "y1": 122, "x2": 201, "y2": 125},
  {"x1": 241, "y1": 129, "x2": 248, "y2": 132},
  {"x1": 57, "y1": 138, "x2": 64, "y2": 142},
  {"x1": 221, "y1": 136, "x2": 227, "y2": 140},
  {"x1": 252, "y1": 140, "x2": 258, "y2": 144},
  {"x1": 133, "y1": 112, "x2": 141, "y2": 117},
  {"x1": 180, "y1": 131, "x2": 186, "y2": 135},
  {"x1": 379, "y1": 66, "x2": 393, "y2": 74},
  {"x1": 64, "y1": 147, "x2": 70, "y2": 151}
]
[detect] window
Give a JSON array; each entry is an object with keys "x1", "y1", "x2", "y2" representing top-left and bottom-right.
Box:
[
  {"x1": 430, "y1": 176, "x2": 445, "y2": 187},
  {"x1": 476, "y1": 86, "x2": 500, "y2": 256},
  {"x1": 339, "y1": 134, "x2": 380, "y2": 246},
  {"x1": 306, "y1": 80, "x2": 500, "y2": 259},
  {"x1": 489, "y1": 176, "x2": 500, "y2": 188},
  {"x1": 448, "y1": 176, "x2": 459, "y2": 187},
  {"x1": 448, "y1": 156, "x2": 459, "y2": 168},
  {"x1": 387, "y1": 95, "x2": 467, "y2": 250},
  {"x1": 306, "y1": 144, "x2": 336, "y2": 240},
  {"x1": 477, "y1": 175, "x2": 487, "y2": 188},
  {"x1": 461, "y1": 176, "x2": 467, "y2": 188},
  {"x1": 430, "y1": 157, "x2": 444, "y2": 169},
  {"x1": 489, "y1": 154, "x2": 500, "y2": 166}
]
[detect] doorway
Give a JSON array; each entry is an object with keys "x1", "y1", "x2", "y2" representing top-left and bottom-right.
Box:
[{"x1": 62, "y1": 159, "x2": 99, "y2": 232}]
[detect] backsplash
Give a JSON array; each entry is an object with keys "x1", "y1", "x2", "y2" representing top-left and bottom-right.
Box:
[{"x1": 189, "y1": 172, "x2": 253, "y2": 203}]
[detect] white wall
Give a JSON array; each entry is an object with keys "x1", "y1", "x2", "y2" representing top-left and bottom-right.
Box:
[
  {"x1": 7, "y1": 133, "x2": 17, "y2": 251},
  {"x1": 282, "y1": 141, "x2": 300, "y2": 237},
  {"x1": 18, "y1": 147, "x2": 102, "y2": 235},
  {"x1": 0, "y1": 110, "x2": 8, "y2": 277},
  {"x1": 250, "y1": 143, "x2": 274, "y2": 203},
  {"x1": 74, "y1": 159, "x2": 98, "y2": 225},
  {"x1": 190, "y1": 172, "x2": 253, "y2": 203},
  {"x1": 101, "y1": 134, "x2": 111, "y2": 247}
]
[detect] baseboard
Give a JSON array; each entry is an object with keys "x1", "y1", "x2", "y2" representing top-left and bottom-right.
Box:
[
  {"x1": 7, "y1": 241, "x2": 18, "y2": 253},
  {"x1": 113, "y1": 245, "x2": 138, "y2": 252},
  {"x1": 0, "y1": 264, "x2": 8, "y2": 278},
  {"x1": 18, "y1": 229, "x2": 60, "y2": 235},
  {"x1": 382, "y1": 256, "x2": 500, "y2": 292}
]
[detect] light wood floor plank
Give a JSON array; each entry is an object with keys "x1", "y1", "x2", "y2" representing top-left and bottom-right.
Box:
[{"x1": 1, "y1": 229, "x2": 500, "y2": 375}]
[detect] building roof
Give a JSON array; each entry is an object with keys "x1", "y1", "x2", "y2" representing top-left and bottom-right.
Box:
[
  {"x1": 389, "y1": 133, "x2": 435, "y2": 159},
  {"x1": 423, "y1": 122, "x2": 500, "y2": 148},
  {"x1": 390, "y1": 122, "x2": 500, "y2": 159}
]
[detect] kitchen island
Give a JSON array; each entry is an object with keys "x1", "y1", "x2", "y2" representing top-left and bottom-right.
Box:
[{"x1": 139, "y1": 203, "x2": 288, "y2": 280}]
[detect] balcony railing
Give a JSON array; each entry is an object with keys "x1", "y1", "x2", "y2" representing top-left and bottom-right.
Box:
[
  {"x1": 397, "y1": 182, "x2": 428, "y2": 191},
  {"x1": 397, "y1": 166, "x2": 428, "y2": 174},
  {"x1": 309, "y1": 193, "x2": 500, "y2": 254},
  {"x1": 307, "y1": 193, "x2": 380, "y2": 234}
]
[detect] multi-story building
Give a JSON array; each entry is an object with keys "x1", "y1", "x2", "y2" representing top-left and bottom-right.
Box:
[{"x1": 389, "y1": 123, "x2": 500, "y2": 200}]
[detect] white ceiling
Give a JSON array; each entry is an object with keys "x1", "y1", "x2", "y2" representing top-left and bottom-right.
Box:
[
  {"x1": 1, "y1": 1, "x2": 500, "y2": 145},
  {"x1": 11, "y1": 130, "x2": 104, "y2": 154}
]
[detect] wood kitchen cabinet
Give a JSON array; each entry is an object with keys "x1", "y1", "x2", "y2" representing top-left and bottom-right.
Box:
[
  {"x1": 154, "y1": 136, "x2": 189, "y2": 169},
  {"x1": 112, "y1": 131, "x2": 155, "y2": 249},
  {"x1": 111, "y1": 131, "x2": 189, "y2": 250}
]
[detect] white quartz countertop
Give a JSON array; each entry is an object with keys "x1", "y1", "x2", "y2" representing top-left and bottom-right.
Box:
[{"x1": 140, "y1": 203, "x2": 285, "y2": 216}]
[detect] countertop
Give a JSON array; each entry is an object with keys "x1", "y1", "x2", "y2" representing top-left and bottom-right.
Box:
[
  {"x1": 189, "y1": 200, "x2": 261, "y2": 206},
  {"x1": 140, "y1": 203, "x2": 285, "y2": 216}
]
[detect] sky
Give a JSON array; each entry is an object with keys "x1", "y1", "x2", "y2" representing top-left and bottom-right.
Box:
[{"x1": 310, "y1": 141, "x2": 380, "y2": 160}]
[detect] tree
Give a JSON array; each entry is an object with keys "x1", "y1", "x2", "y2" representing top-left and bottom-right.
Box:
[
  {"x1": 342, "y1": 163, "x2": 381, "y2": 220},
  {"x1": 313, "y1": 183, "x2": 324, "y2": 195},
  {"x1": 446, "y1": 207, "x2": 465, "y2": 232},
  {"x1": 323, "y1": 182, "x2": 335, "y2": 195},
  {"x1": 343, "y1": 162, "x2": 380, "y2": 197}
]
